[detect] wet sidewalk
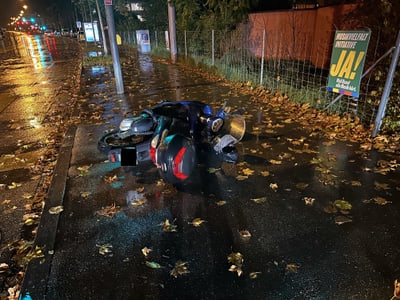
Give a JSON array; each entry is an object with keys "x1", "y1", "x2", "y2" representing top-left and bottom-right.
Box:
[{"x1": 21, "y1": 53, "x2": 400, "y2": 299}]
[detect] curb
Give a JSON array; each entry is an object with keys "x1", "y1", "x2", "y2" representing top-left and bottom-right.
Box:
[{"x1": 19, "y1": 126, "x2": 77, "y2": 299}]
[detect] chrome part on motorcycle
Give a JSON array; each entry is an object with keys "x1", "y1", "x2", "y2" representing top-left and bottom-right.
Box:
[
  {"x1": 119, "y1": 113, "x2": 155, "y2": 135},
  {"x1": 220, "y1": 114, "x2": 246, "y2": 142},
  {"x1": 97, "y1": 130, "x2": 151, "y2": 154}
]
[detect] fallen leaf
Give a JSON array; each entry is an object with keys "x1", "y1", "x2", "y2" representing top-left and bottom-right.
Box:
[
  {"x1": 48, "y1": 206, "x2": 64, "y2": 214},
  {"x1": 334, "y1": 215, "x2": 352, "y2": 225},
  {"x1": 208, "y1": 167, "x2": 221, "y2": 174},
  {"x1": 242, "y1": 168, "x2": 255, "y2": 176},
  {"x1": 394, "y1": 279, "x2": 400, "y2": 299},
  {"x1": 239, "y1": 230, "x2": 251, "y2": 240},
  {"x1": 22, "y1": 193, "x2": 34, "y2": 199},
  {"x1": 249, "y1": 271, "x2": 261, "y2": 279},
  {"x1": 141, "y1": 247, "x2": 152, "y2": 257},
  {"x1": 228, "y1": 264, "x2": 243, "y2": 276},
  {"x1": 323, "y1": 203, "x2": 337, "y2": 214},
  {"x1": 215, "y1": 200, "x2": 227, "y2": 206},
  {"x1": 96, "y1": 204, "x2": 120, "y2": 218},
  {"x1": 97, "y1": 244, "x2": 113, "y2": 256},
  {"x1": 145, "y1": 261, "x2": 162, "y2": 269},
  {"x1": 269, "y1": 183, "x2": 278, "y2": 191},
  {"x1": 250, "y1": 196, "x2": 267, "y2": 204},
  {"x1": 104, "y1": 174, "x2": 118, "y2": 183},
  {"x1": 303, "y1": 197, "x2": 315, "y2": 206},
  {"x1": 333, "y1": 199, "x2": 352, "y2": 211},
  {"x1": 296, "y1": 182, "x2": 309, "y2": 190},
  {"x1": 80, "y1": 191, "x2": 91, "y2": 198},
  {"x1": 269, "y1": 159, "x2": 282, "y2": 165},
  {"x1": 24, "y1": 219, "x2": 35, "y2": 226},
  {"x1": 227, "y1": 252, "x2": 244, "y2": 266},
  {"x1": 170, "y1": 261, "x2": 190, "y2": 278},
  {"x1": 374, "y1": 181, "x2": 390, "y2": 191},
  {"x1": 160, "y1": 219, "x2": 177, "y2": 232},
  {"x1": 8, "y1": 182, "x2": 22, "y2": 189},
  {"x1": 236, "y1": 175, "x2": 248, "y2": 180},
  {"x1": 286, "y1": 263, "x2": 300, "y2": 273},
  {"x1": 77, "y1": 165, "x2": 91, "y2": 172},
  {"x1": 373, "y1": 196, "x2": 392, "y2": 205},
  {"x1": 189, "y1": 218, "x2": 206, "y2": 227}
]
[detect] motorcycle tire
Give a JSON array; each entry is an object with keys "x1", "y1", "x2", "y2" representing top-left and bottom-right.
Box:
[{"x1": 97, "y1": 130, "x2": 151, "y2": 154}]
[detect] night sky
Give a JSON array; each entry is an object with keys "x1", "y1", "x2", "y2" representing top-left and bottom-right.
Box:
[
  {"x1": 0, "y1": 0, "x2": 293, "y2": 28},
  {"x1": 0, "y1": 0, "x2": 50, "y2": 27}
]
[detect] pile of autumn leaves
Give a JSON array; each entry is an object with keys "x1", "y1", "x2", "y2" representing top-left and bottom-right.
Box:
[{"x1": 246, "y1": 84, "x2": 400, "y2": 155}]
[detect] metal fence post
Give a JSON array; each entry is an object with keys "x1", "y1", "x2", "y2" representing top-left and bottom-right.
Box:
[
  {"x1": 184, "y1": 30, "x2": 187, "y2": 57},
  {"x1": 260, "y1": 29, "x2": 266, "y2": 86},
  {"x1": 372, "y1": 30, "x2": 400, "y2": 137},
  {"x1": 212, "y1": 30, "x2": 215, "y2": 66}
]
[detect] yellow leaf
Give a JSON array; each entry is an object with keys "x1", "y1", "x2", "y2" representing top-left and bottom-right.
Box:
[
  {"x1": 269, "y1": 183, "x2": 278, "y2": 191},
  {"x1": 227, "y1": 252, "x2": 244, "y2": 265},
  {"x1": 141, "y1": 247, "x2": 152, "y2": 257},
  {"x1": 351, "y1": 181, "x2": 362, "y2": 186},
  {"x1": 250, "y1": 196, "x2": 267, "y2": 203},
  {"x1": 242, "y1": 168, "x2": 255, "y2": 176},
  {"x1": 189, "y1": 218, "x2": 206, "y2": 227},
  {"x1": 333, "y1": 199, "x2": 352, "y2": 210},
  {"x1": 236, "y1": 175, "x2": 248, "y2": 181},
  {"x1": 48, "y1": 206, "x2": 64, "y2": 215},
  {"x1": 104, "y1": 174, "x2": 118, "y2": 183},
  {"x1": 249, "y1": 271, "x2": 262, "y2": 279},
  {"x1": 269, "y1": 159, "x2": 282, "y2": 165},
  {"x1": 77, "y1": 165, "x2": 91, "y2": 172}
]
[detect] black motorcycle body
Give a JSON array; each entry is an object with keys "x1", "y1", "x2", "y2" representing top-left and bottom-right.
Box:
[{"x1": 98, "y1": 100, "x2": 246, "y2": 183}]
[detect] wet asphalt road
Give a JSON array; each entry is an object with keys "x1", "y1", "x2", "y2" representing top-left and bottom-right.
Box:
[
  {"x1": 15, "y1": 43, "x2": 400, "y2": 299},
  {"x1": 0, "y1": 33, "x2": 81, "y2": 257}
]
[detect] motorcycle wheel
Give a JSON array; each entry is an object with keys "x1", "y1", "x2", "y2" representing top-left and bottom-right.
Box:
[{"x1": 98, "y1": 130, "x2": 150, "y2": 154}]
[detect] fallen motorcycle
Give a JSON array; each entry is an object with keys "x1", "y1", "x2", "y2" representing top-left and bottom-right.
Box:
[{"x1": 98, "y1": 100, "x2": 246, "y2": 184}]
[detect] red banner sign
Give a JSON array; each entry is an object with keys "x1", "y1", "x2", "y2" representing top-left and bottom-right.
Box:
[{"x1": 104, "y1": 0, "x2": 112, "y2": 5}]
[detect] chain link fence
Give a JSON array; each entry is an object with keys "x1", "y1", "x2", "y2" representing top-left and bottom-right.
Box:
[{"x1": 119, "y1": 28, "x2": 400, "y2": 133}]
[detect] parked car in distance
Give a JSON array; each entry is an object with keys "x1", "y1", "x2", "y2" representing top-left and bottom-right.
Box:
[{"x1": 44, "y1": 29, "x2": 54, "y2": 37}]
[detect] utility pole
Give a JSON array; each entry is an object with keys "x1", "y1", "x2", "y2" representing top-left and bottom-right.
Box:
[
  {"x1": 95, "y1": 0, "x2": 108, "y2": 55},
  {"x1": 104, "y1": 1, "x2": 124, "y2": 94},
  {"x1": 167, "y1": 0, "x2": 177, "y2": 63}
]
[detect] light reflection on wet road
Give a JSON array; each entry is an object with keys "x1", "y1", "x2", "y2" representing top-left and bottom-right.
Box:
[{"x1": 0, "y1": 32, "x2": 81, "y2": 251}]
